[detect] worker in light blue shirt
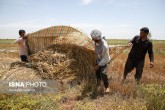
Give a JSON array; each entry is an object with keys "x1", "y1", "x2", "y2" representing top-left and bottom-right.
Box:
[{"x1": 90, "y1": 29, "x2": 110, "y2": 93}]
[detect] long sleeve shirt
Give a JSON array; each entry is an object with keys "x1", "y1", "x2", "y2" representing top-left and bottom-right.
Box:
[
  {"x1": 95, "y1": 39, "x2": 110, "y2": 66},
  {"x1": 129, "y1": 36, "x2": 154, "y2": 62}
]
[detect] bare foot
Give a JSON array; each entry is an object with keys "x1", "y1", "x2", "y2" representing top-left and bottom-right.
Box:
[{"x1": 104, "y1": 88, "x2": 110, "y2": 93}]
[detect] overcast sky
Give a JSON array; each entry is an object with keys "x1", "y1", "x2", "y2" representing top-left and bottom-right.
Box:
[{"x1": 0, "y1": 0, "x2": 165, "y2": 40}]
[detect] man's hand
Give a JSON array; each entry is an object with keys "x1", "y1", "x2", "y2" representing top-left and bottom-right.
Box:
[
  {"x1": 23, "y1": 34, "x2": 29, "y2": 39},
  {"x1": 127, "y1": 42, "x2": 132, "y2": 46},
  {"x1": 94, "y1": 65, "x2": 100, "y2": 71},
  {"x1": 150, "y1": 62, "x2": 154, "y2": 68}
]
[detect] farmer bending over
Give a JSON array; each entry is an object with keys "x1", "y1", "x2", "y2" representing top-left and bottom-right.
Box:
[
  {"x1": 90, "y1": 29, "x2": 110, "y2": 93},
  {"x1": 122, "y1": 27, "x2": 154, "y2": 84}
]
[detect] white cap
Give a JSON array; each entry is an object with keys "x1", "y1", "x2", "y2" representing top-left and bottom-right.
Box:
[{"x1": 90, "y1": 29, "x2": 102, "y2": 40}]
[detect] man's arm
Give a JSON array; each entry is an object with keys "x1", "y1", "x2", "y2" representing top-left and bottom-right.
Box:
[
  {"x1": 127, "y1": 36, "x2": 137, "y2": 46},
  {"x1": 148, "y1": 42, "x2": 154, "y2": 68}
]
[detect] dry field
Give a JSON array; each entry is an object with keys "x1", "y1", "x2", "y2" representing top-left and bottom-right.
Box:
[{"x1": 0, "y1": 39, "x2": 165, "y2": 110}]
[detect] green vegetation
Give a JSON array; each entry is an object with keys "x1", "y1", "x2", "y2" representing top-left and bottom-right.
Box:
[
  {"x1": 0, "y1": 93, "x2": 63, "y2": 110},
  {"x1": 0, "y1": 39, "x2": 15, "y2": 44},
  {"x1": 141, "y1": 84, "x2": 165, "y2": 110},
  {"x1": 107, "y1": 39, "x2": 129, "y2": 45}
]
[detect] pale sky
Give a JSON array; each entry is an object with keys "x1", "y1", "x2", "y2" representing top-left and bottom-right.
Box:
[{"x1": 0, "y1": 0, "x2": 165, "y2": 40}]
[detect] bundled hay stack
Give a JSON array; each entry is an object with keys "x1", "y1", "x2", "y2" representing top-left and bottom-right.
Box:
[
  {"x1": 28, "y1": 43, "x2": 96, "y2": 83},
  {"x1": 23, "y1": 25, "x2": 96, "y2": 84}
]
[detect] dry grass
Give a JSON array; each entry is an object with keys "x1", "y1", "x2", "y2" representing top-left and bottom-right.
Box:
[
  {"x1": 0, "y1": 43, "x2": 18, "y2": 50},
  {"x1": 35, "y1": 43, "x2": 96, "y2": 82},
  {"x1": 0, "y1": 52, "x2": 19, "y2": 59},
  {"x1": 0, "y1": 52, "x2": 19, "y2": 79},
  {"x1": 29, "y1": 43, "x2": 96, "y2": 83}
]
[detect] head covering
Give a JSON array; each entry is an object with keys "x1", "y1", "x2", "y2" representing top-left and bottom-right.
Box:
[
  {"x1": 90, "y1": 29, "x2": 102, "y2": 40},
  {"x1": 140, "y1": 27, "x2": 149, "y2": 34},
  {"x1": 19, "y1": 29, "x2": 25, "y2": 35}
]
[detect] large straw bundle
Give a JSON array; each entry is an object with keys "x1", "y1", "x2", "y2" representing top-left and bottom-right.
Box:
[
  {"x1": 28, "y1": 43, "x2": 96, "y2": 83},
  {"x1": 24, "y1": 26, "x2": 96, "y2": 84}
]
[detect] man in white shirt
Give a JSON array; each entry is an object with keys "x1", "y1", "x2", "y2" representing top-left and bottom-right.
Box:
[
  {"x1": 90, "y1": 29, "x2": 110, "y2": 93},
  {"x1": 15, "y1": 30, "x2": 28, "y2": 62}
]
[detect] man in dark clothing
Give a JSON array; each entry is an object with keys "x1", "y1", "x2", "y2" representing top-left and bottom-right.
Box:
[{"x1": 122, "y1": 27, "x2": 154, "y2": 84}]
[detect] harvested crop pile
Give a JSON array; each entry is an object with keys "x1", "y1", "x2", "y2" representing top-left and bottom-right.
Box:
[
  {"x1": 2, "y1": 66, "x2": 41, "y2": 81},
  {"x1": 26, "y1": 43, "x2": 96, "y2": 84}
]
